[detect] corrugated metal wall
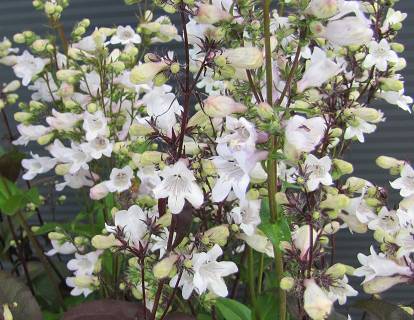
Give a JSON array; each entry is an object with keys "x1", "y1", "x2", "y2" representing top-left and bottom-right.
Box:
[{"x1": 1, "y1": 0, "x2": 413, "y2": 312}]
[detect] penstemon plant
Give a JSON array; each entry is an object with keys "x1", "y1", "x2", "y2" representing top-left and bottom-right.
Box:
[{"x1": 0, "y1": 0, "x2": 413, "y2": 319}]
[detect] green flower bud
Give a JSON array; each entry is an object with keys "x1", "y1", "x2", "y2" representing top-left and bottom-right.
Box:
[
  {"x1": 153, "y1": 255, "x2": 178, "y2": 279},
  {"x1": 170, "y1": 62, "x2": 180, "y2": 74},
  {"x1": 391, "y1": 42, "x2": 404, "y2": 53},
  {"x1": 333, "y1": 159, "x2": 354, "y2": 176},
  {"x1": 2, "y1": 80, "x2": 20, "y2": 93},
  {"x1": 48, "y1": 231, "x2": 66, "y2": 240},
  {"x1": 37, "y1": 133, "x2": 54, "y2": 145},
  {"x1": 13, "y1": 33, "x2": 26, "y2": 44},
  {"x1": 92, "y1": 234, "x2": 118, "y2": 249},
  {"x1": 326, "y1": 263, "x2": 347, "y2": 278},
  {"x1": 379, "y1": 78, "x2": 404, "y2": 92},
  {"x1": 14, "y1": 112, "x2": 32, "y2": 122},
  {"x1": 203, "y1": 225, "x2": 229, "y2": 246},
  {"x1": 376, "y1": 156, "x2": 403, "y2": 170},
  {"x1": 280, "y1": 277, "x2": 295, "y2": 291}
]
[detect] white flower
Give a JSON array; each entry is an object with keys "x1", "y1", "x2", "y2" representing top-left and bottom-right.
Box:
[
  {"x1": 136, "y1": 165, "x2": 161, "y2": 197},
  {"x1": 303, "y1": 279, "x2": 333, "y2": 320},
  {"x1": 368, "y1": 207, "x2": 400, "y2": 234},
  {"x1": 345, "y1": 195, "x2": 377, "y2": 225},
  {"x1": 151, "y1": 228, "x2": 175, "y2": 258},
  {"x1": 80, "y1": 136, "x2": 113, "y2": 159},
  {"x1": 153, "y1": 159, "x2": 204, "y2": 214},
  {"x1": 377, "y1": 89, "x2": 413, "y2": 113},
  {"x1": 56, "y1": 169, "x2": 95, "y2": 191},
  {"x1": 297, "y1": 47, "x2": 342, "y2": 93},
  {"x1": 390, "y1": 163, "x2": 414, "y2": 197},
  {"x1": 66, "y1": 275, "x2": 98, "y2": 297},
  {"x1": 13, "y1": 124, "x2": 51, "y2": 146},
  {"x1": 45, "y1": 240, "x2": 76, "y2": 256},
  {"x1": 238, "y1": 231, "x2": 274, "y2": 257},
  {"x1": 327, "y1": 275, "x2": 358, "y2": 305},
  {"x1": 363, "y1": 39, "x2": 398, "y2": 72},
  {"x1": 381, "y1": 8, "x2": 407, "y2": 32},
  {"x1": 344, "y1": 117, "x2": 376, "y2": 143},
  {"x1": 105, "y1": 166, "x2": 134, "y2": 193},
  {"x1": 106, "y1": 205, "x2": 150, "y2": 246},
  {"x1": 67, "y1": 251, "x2": 102, "y2": 276},
  {"x1": 80, "y1": 71, "x2": 101, "y2": 97},
  {"x1": 83, "y1": 111, "x2": 109, "y2": 141},
  {"x1": 354, "y1": 246, "x2": 412, "y2": 283},
  {"x1": 110, "y1": 26, "x2": 141, "y2": 46},
  {"x1": 48, "y1": 140, "x2": 91, "y2": 174},
  {"x1": 170, "y1": 244, "x2": 238, "y2": 299},
  {"x1": 29, "y1": 76, "x2": 58, "y2": 102},
  {"x1": 304, "y1": 154, "x2": 333, "y2": 192},
  {"x1": 13, "y1": 50, "x2": 47, "y2": 86},
  {"x1": 203, "y1": 95, "x2": 247, "y2": 118},
  {"x1": 228, "y1": 199, "x2": 261, "y2": 236},
  {"x1": 72, "y1": 28, "x2": 107, "y2": 52},
  {"x1": 292, "y1": 225, "x2": 317, "y2": 261},
  {"x1": 46, "y1": 109, "x2": 82, "y2": 131},
  {"x1": 284, "y1": 115, "x2": 326, "y2": 157},
  {"x1": 22, "y1": 153, "x2": 56, "y2": 180},
  {"x1": 324, "y1": 17, "x2": 373, "y2": 47}
]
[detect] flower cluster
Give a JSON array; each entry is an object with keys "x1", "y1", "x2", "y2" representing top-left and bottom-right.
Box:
[{"x1": 1, "y1": 0, "x2": 414, "y2": 319}]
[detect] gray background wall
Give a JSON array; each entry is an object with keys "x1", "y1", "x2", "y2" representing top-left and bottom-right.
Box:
[{"x1": 0, "y1": 0, "x2": 413, "y2": 314}]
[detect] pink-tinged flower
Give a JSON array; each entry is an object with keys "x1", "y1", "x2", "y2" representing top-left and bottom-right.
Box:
[
  {"x1": 292, "y1": 225, "x2": 317, "y2": 261},
  {"x1": 324, "y1": 17, "x2": 373, "y2": 47},
  {"x1": 303, "y1": 279, "x2": 333, "y2": 320},
  {"x1": 203, "y1": 95, "x2": 247, "y2": 118},
  {"x1": 22, "y1": 153, "x2": 56, "y2": 180},
  {"x1": 195, "y1": 3, "x2": 232, "y2": 24},
  {"x1": 105, "y1": 166, "x2": 134, "y2": 193},
  {"x1": 153, "y1": 159, "x2": 204, "y2": 214},
  {"x1": 13, "y1": 50, "x2": 47, "y2": 86},
  {"x1": 354, "y1": 246, "x2": 412, "y2": 283},
  {"x1": 303, "y1": 154, "x2": 333, "y2": 192},
  {"x1": 297, "y1": 47, "x2": 341, "y2": 92},
  {"x1": 390, "y1": 163, "x2": 414, "y2": 197},
  {"x1": 170, "y1": 244, "x2": 238, "y2": 299},
  {"x1": 223, "y1": 47, "x2": 264, "y2": 69},
  {"x1": 46, "y1": 109, "x2": 82, "y2": 131},
  {"x1": 89, "y1": 182, "x2": 109, "y2": 200}
]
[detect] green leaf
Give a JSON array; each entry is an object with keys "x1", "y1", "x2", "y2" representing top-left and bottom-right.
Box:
[
  {"x1": 353, "y1": 299, "x2": 412, "y2": 320},
  {"x1": 259, "y1": 218, "x2": 291, "y2": 247},
  {"x1": 215, "y1": 298, "x2": 252, "y2": 320},
  {"x1": 0, "y1": 149, "x2": 25, "y2": 181},
  {"x1": 33, "y1": 222, "x2": 62, "y2": 235},
  {"x1": 0, "y1": 270, "x2": 42, "y2": 320},
  {"x1": 256, "y1": 291, "x2": 279, "y2": 320}
]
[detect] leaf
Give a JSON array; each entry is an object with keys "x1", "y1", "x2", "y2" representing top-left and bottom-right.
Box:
[
  {"x1": 353, "y1": 299, "x2": 412, "y2": 320},
  {"x1": 259, "y1": 218, "x2": 291, "y2": 247},
  {"x1": 62, "y1": 300, "x2": 144, "y2": 320},
  {"x1": 33, "y1": 222, "x2": 62, "y2": 235},
  {"x1": 256, "y1": 291, "x2": 279, "y2": 320},
  {"x1": 0, "y1": 149, "x2": 24, "y2": 181},
  {"x1": 0, "y1": 177, "x2": 41, "y2": 215},
  {"x1": 0, "y1": 270, "x2": 42, "y2": 320},
  {"x1": 215, "y1": 298, "x2": 252, "y2": 320}
]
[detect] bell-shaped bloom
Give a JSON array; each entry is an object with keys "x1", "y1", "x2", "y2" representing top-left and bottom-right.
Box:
[
  {"x1": 306, "y1": 0, "x2": 338, "y2": 19},
  {"x1": 46, "y1": 109, "x2": 82, "y2": 131},
  {"x1": 363, "y1": 39, "x2": 398, "y2": 72},
  {"x1": 297, "y1": 47, "x2": 341, "y2": 93},
  {"x1": 13, "y1": 50, "x2": 47, "y2": 86},
  {"x1": 228, "y1": 199, "x2": 261, "y2": 236},
  {"x1": 304, "y1": 279, "x2": 333, "y2": 320},
  {"x1": 363, "y1": 275, "x2": 409, "y2": 294},
  {"x1": 390, "y1": 163, "x2": 414, "y2": 197},
  {"x1": 238, "y1": 231, "x2": 274, "y2": 258},
  {"x1": 104, "y1": 166, "x2": 134, "y2": 193},
  {"x1": 153, "y1": 159, "x2": 204, "y2": 214},
  {"x1": 327, "y1": 275, "x2": 358, "y2": 305},
  {"x1": 67, "y1": 251, "x2": 102, "y2": 276},
  {"x1": 13, "y1": 124, "x2": 51, "y2": 146},
  {"x1": 110, "y1": 25, "x2": 141, "y2": 46},
  {"x1": 46, "y1": 239, "x2": 77, "y2": 256},
  {"x1": 203, "y1": 95, "x2": 247, "y2": 118},
  {"x1": 81, "y1": 136, "x2": 113, "y2": 160},
  {"x1": 195, "y1": 3, "x2": 232, "y2": 24},
  {"x1": 324, "y1": 17, "x2": 373, "y2": 47},
  {"x1": 82, "y1": 110, "x2": 109, "y2": 141},
  {"x1": 22, "y1": 153, "x2": 56, "y2": 180},
  {"x1": 292, "y1": 225, "x2": 317, "y2": 261},
  {"x1": 303, "y1": 154, "x2": 333, "y2": 191}
]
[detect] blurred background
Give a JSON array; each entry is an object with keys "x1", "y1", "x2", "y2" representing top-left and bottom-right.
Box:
[{"x1": 0, "y1": 0, "x2": 413, "y2": 315}]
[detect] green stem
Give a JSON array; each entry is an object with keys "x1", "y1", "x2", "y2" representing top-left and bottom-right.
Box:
[
  {"x1": 16, "y1": 211, "x2": 66, "y2": 310},
  {"x1": 257, "y1": 253, "x2": 265, "y2": 295},
  {"x1": 263, "y1": 0, "x2": 287, "y2": 318},
  {"x1": 247, "y1": 248, "x2": 257, "y2": 312}
]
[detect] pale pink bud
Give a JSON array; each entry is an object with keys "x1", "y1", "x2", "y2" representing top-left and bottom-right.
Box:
[
  {"x1": 293, "y1": 225, "x2": 317, "y2": 261},
  {"x1": 306, "y1": 0, "x2": 338, "y2": 19},
  {"x1": 203, "y1": 95, "x2": 247, "y2": 117},
  {"x1": 195, "y1": 4, "x2": 232, "y2": 24},
  {"x1": 90, "y1": 182, "x2": 109, "y2": 200},
  {"x1": 304, "y1": 279, "x2": 333, "y2": 320},
  {"x1": 223, "y1": 47, "x2": 264, "y2": 69}
]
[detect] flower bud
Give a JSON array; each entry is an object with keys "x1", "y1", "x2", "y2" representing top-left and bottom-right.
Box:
[
  {"x1": 223, "y1": 47, "x2": 264, "y2": 69},
  {"x1": 32, "y1": 39, "x2": 48, "y2": 52},
  {"x1": 74, "y1": 275, "x2": 98, "y2": 288},
  {"x1": 92, "y1": 234, "x2": 118, "y2": 249},
  {"x1": 48, "y1": 231, "x2": 66, "y2": 241},
  {"x1": 203, "y1": 225, "x2": 229, "y2": 246},
  {"x1": 363, "y1": 276, "x2": 408, "y2": 294},
  {"x1": 353, "y1": 108, "x2": 383, "y2": 123},
  {"x1": 326, "y1": 263, "x2": 347, "y2": 278},
  {"x1": 90, "y1": 182, "x2": 109, "y2": 200},
  {"x1": 344, "y1": 177, "x2": 368, "y2": 193},
  {"x1": 14, "y1": 112, "x2": 32, "y2": 122},
  {"x1": 153, "y1": 255, "x2": 178, "y2": 279},
  {"x1": 13, "y1": 33, "x2": 26, "y2": 44},
  {"x1": 55, "y1": 163, "x2": 71, "y2": 176},
  {"x1": 195, "y1": 4, "x2": 232, "y2": 24},
  {"x1": 203, "y1": 95, "x2": 247, "y2": 118},
  {"x1": 280, "y1": 277, "x2": 295, "y2": 291},
  {"x1": 2, "y1": 80, "x2": 20, "y2": 93},
  {"x1": 130, "y1": 61, "x2": 169, "y2": 84},
  {"x1": 376, "y1": 156, "x2": 403, "y2": 170},
  {"x1": 275, "y1": 192, "x2": 289, "y2": 205},
  {"x1": 379, "y1": 78, "x2": 404, "y2": 92},
  {"x1": 304, "y1": 279, "x2": 333, "y2": 320},
  {"x1": 391, "y1": 42, "x2": 405, "y2": 53},
  {"x1": 306, "y1": 0, "x2": 338, "y2": 19},
  {"x1": 37, "y1": 133, "x2": 54, "y2": 145},
  {"x1": 323, "y1": 221, "x2": 340, "y2": 235},
  {"x1": 373, "y1": 228, "x2": 393, "y2": 243},
  {"x1": 333, "y1": 159, "x2": 354, "y2": 176},
  {"x1": 2, "y1": 304, "x2": 13, "y2": 320},
  {"x1": 56, "y1": 70, "x2": 82, "y2": 83},
  {"x1": 320, "y1": 194, "x2": 350, "y2": 210},
  {"x1": 170, "y1": 62, "x2": 180, "y2": 74},
  {"x1": 157, "y1": 213, "x2": 172, "y2": 227},
  {"x1": 256, "y1": 102, "x2": 273, "y2": 119}
]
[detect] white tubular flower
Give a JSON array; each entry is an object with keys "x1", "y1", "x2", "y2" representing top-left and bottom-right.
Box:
[
  {"x1": 363, "y1": 276, "x2": 409, "y2": 294},
  {"x1": 72, "y1": 28, "x2": 107, "y2": 52},
  {"x1": 297, "y1": 47, "x2": 342, "y2": 93},
  {"x1": 46, "y1": 109, "x2": 82, "y2": 131},
  {"x1": 45, "y1": 239, "x2": 77, "y2": 256},
  {"x1": 67, "y1": 251, "x2": 102, "y2": 276},
  {"x1": 89, "y1": 182, "x2": 110, "y2": 200},
  {"x1": 106, "y1": 205, "x2": 150, "y2": 246},
  {"x1": 13, "y1": 50, "x2": 47, "y2": 86},
  {"x1": 304, "y1": 154, "x2": 333, "y2": 192},
  {"x1": 344, "y1": 195, "x2": 377, "y2": 225},
  {"x1": 228, "y1": 199, "x2": 261, "y2": 236},
  {"x1": 195, "y1": 3, "x2": 232, "y2": 24},
  {"x1": 153, "y1": 159, "x2": 204, "y2": 214},
  {"x1": 363, "y1": 39, "x2": 399, "y2": 72},
  {"x1": 203, "y1": 95, "x2": 247, "y2": 118},
  {"x1": 13, "y1": 124, "x2": 51, "y2": 146},
  {"x1": 136, "y1": 165, "x2": 161, "y2": 197},
  {"x1": 344, "y1": 118, "x2": 376, "y2": 143},
  {"x1": 48, "y1": 140, "x2": 91, "y2": 174},
  {"x1": 66, "y1": 275, "x2": 98, "y2": 297},
  {"x1": 284, "y1": 115, "x2": 326, "y2": 157},
  {"x1": 22, "y1": 153, "x2": 56, "y2": 180},
  {"x1": 238, "y1": 231, "x2": 274, "y2": 257},
  {"x1": 367, "y1": 207, "x2": 400, "y2": 234},
  {"x1": 327, "y1": 275, "x2": 358, "y2": 305},
  {"x1": 110, "y1": 26, "x2": 141, "y2": 46},
  {"x1": 306, "y1": 0, "x2": 338, "y2": 19},
  {"x1": 105, "y1": 166, "x2": 134, "y2": 193},
  {"x1": 56, "y1": 169, "x2": 95, "y2": 191},
  {"x1": 354, "y1": 246, "x2": 412, "y2": 283},
  {"x1": 29, "y1": 76, "x2": 58, "y2": 102},
  {"x1": 390, "y1": 163, "x2": 414, "y2": 197},
  {"x1": 82, "y1": 110, "x2": 109, "y2": 141},
  {"x1": 381, "y1": 8, "x2": 407, "y2": 32},
  {"x1": 377, "y1": 89, "x2": 413, "y2": 113},
  {"x1": 324, "y1": 17, "x2": 373, "y2": 47},
  {"x1": 223, "y1": 47, "x2": 264, "y2": 69},
  {"x1": 80, "y1": 136, "x2": 113, "y2": 159},
  {"x1": 292, "y1": 225, "x2": 317, "y2": 261},
  {"x1": 170, "y1": 244, "x2": 238, "y2": 299},
  {"x1": 303, "y1": 279, "x2": 333, "y2": 320}
]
